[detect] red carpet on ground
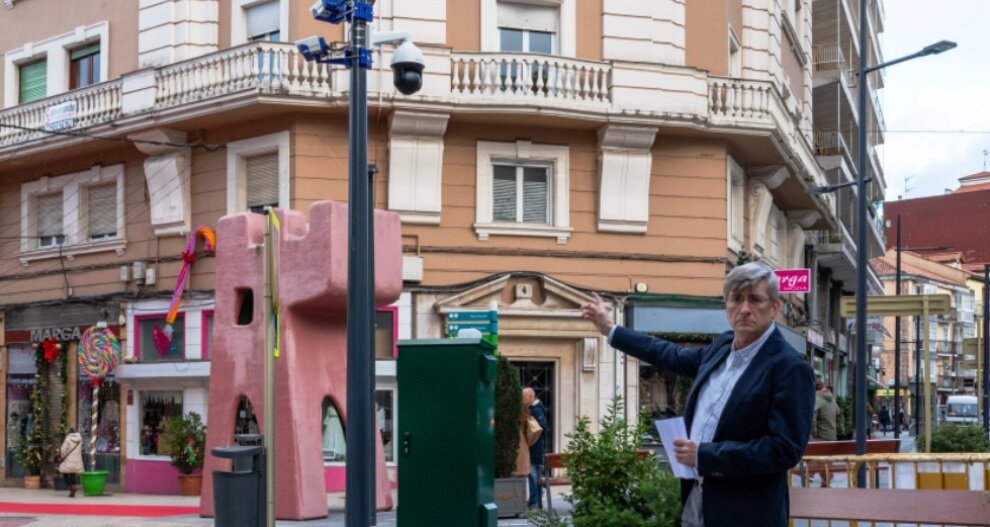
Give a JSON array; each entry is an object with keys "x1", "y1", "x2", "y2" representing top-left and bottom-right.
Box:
[{"x1": 0, "y1": 502, "x2": 200, "y2": 517}]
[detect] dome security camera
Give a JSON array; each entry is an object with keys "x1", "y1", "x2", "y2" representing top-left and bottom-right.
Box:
[{"x1": 390, "y1": 40, "x2": 425, "y2": 96}]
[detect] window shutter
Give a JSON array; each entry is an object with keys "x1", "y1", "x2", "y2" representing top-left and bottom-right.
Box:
[
  {"x1": 246, "y1": 1, "x2": 280, "y2": 39},
  {"x1": 497, "y1": 2, "x2": 558, "y2": 32},
  {"x1": 246, "y1": 153, "x2": 279, "y2": 210},
  {"x1": 19, "y1": 60, "x2": 47, "y2": 103},
  {"x1": 70, "y1": 43, "x2": 101, "y2": 60},
  {"x1": 492, "y1": 165, "x2": 517, "y2": 221},
  {"x1": 88, "y1": 183, "x2": 117, "y2": 238},
  {"x1": 522, "y1": 167, "x2": 549, "y2": 223},
  {"x1": 37, "y1": 193, "x2": 62, "y2": 237}
]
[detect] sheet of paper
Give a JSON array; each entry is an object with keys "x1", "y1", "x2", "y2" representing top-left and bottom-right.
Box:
[{"x1": 654, "y1": 417, "x2": 699, "y2": 479}]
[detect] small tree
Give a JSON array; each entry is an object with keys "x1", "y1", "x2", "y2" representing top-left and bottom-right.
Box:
[
  {"x1": 494, "y1": 354, "x2": 522, "y2": 478},
  {"x1": 561, "y1": 397, "x2": 680, "y2": 527},
  {"x1": 162, "y1": 412, "x2": 206, "y2": 475}
]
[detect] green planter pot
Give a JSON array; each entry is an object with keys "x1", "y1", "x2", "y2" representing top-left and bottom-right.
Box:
[{"x1": 81, "y1": 471, "x2": 108, "y2": 496}]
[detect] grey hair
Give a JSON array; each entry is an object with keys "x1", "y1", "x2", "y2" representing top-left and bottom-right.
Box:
[{"x1": 723, "y1": 262, "x2": 780, "y2": 301}]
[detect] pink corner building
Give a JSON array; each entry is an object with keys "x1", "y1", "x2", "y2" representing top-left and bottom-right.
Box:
[{"x1": 200, "y1": 201, "x2": 401, "y2": 519}]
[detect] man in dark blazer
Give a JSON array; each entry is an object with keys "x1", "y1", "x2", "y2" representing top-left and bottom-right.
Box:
[{"x1": 581, "y1": 262, "x2": 815, "y2": 527}]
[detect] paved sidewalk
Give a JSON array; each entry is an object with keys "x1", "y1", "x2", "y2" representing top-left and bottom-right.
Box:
[{"x1": 0, "y1": 485, "x2": 573, "y2": 526}]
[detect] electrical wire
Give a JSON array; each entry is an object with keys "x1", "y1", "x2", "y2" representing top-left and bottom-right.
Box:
[{"x1": 0, "y1": 123, "x2": 225, "y2": 152}]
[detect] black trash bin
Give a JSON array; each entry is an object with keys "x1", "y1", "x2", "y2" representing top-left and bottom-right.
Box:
[{"x1": 213, "y1": 436, "x2": 266, "y2": 527}]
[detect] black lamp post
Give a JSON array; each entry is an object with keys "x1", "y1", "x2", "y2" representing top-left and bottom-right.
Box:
[{"x1": 852, "y1": 0, "x2": 955, "y2": 485}]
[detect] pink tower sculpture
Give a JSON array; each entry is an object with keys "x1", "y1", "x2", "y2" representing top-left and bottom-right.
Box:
[{"x1": 200, "y1": 201, "x2": 401, "y2": 519}]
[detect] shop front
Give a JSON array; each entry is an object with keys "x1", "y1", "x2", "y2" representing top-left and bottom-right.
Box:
[
  {"x1": 115, "y1": 297, "x2": 212, "y2": 495},
  {"x1": 2, "y1": 304, "x2": 123, "y2": 488}
]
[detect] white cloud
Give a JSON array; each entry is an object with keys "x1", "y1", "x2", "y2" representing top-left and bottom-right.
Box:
[{"x1": 880, "y1": 0, "x2": 990, "y2": 200}]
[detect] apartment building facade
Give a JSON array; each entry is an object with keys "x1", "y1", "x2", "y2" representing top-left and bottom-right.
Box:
[
  {"x1": 0, "y1": 0, "x2": 883, "y2": 494},
  {"x1": 803, "y1": 0, "x2": 887, "y2": 399},
  {"x1": 872, "y1": 250, "x2": 977, "y2": 424}
]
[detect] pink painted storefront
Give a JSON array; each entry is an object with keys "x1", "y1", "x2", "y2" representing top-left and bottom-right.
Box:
[{"x1": 115, "y1": 298, "x2": 404, "y2": 495}]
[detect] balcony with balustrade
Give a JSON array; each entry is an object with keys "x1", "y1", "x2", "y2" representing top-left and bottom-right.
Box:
[{"x1": 0, "y1": 41, "x2": 838, "y2": 229}]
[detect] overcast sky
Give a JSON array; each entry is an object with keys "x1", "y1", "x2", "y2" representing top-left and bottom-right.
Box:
[{"x1": 879, "y1": 0, "x2": 990, "y2": 201}]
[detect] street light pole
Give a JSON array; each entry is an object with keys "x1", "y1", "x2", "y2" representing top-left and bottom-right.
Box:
[
  {"x1": 893, "y1": 216, "x2": 901, "y2": 439},
  {"x1": 853, "y1": 0, "x2": 869, "y2": 477},
  {"x1": 853, "y1": 0, "x2": 955, "y2": 477},
  {"x1": 983, "y1": 264, "x2": 989, "y2": 435},
  {"x1": 344, "y1": 8, "x2": 376, "y2": 527}
]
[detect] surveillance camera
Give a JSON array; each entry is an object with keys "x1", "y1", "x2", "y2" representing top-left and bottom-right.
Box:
[
  {"x1": 390, "y1": 40, "x2": 425, "y2": 96},
  {"x1": 297, "y1": 35, "x2": 331, "y2": 62},
  {"x1": 310, "y1": 0, "x2": 348, "y2": 23}
]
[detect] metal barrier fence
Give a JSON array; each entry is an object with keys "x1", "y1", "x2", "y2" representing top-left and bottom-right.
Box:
[{"x1": 790, "y1": 453, "x2": 990, "y2": 527}]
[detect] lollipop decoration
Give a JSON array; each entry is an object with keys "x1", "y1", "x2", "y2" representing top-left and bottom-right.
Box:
[
  {"x1": 158, "y1": 226, "x2": 216, "y2": 357},
  {"x1": 79, "y1": 326, "x2": 120, "y2": 471}
]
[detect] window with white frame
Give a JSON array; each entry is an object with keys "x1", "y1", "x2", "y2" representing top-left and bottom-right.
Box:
[
  {"x1": 20, "y1": 164, "x2": 125, "y2": 261},
  {"x1": 245, "y1": 0, "x2": 281, "y2": 42},
  {"x1": 482, "y1": 0, "x2": 575, "y2": 57},
  {"x1": 245, "y1": 153, "x2": 279, "y2": 213},
  {"x1": 498, "y1": 1, "x2": 557, "y2": 54},
  {"x1": 227, "y1": 132, "x2": 290, "y2": 214},
  {"x1": 727, "y1": 156, "x2": 745, "y2": 251},
  {"x1": 69, "y1": 43, "x2": 101, "y2": 90},
  {"x1": 493, "y1": 164, "x2": 551, "y2": 224},
  {"x1": 3, "y1": 22, "x2": 109, "y2": 109},
  {"x1": 232, "y1": 0, "x2": 287, "y2": 46},
  {"x1": 765, "y1": 206, "x2": 787, "y2": 265},
  {"x1": 475, "y1": 140, "x2": 572, "y2": 243},
  {"x1": 728, "y1": 31, "x2": 742, "y2": 77},
  {"x1": 85, "y1": 183, "x2": 117, "y2": 240},
  {"x1": 36, "y1": 193, "x2": 63, "y2": 248},
  {"x1": 19, "y1": 59, "x2": 47, "y2": 103}
]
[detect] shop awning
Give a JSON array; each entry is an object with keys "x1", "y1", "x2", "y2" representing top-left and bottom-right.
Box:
[{"x1": 626, "y1": 295, "x2": 729, "y2": 335}]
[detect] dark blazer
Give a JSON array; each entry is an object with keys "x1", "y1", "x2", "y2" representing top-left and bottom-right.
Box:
[
  {"x1": 612, "y1": 325, "x2": 814, "y2": 527},
  {"x1": 528, "y1": 400, "x2": 549, "y2": 466}
]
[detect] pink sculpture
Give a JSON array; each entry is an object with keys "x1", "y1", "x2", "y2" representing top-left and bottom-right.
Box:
[{"x1": 200, "y1": 201, "x2": 401, "y2": 519}]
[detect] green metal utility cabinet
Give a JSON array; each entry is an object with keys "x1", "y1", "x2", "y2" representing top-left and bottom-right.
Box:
[{"x1": 397, "y1": 338, "x2": 497, "y2": 527}]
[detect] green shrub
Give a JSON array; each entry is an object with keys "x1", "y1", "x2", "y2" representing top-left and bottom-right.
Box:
[
  {"x1": 917, "y1": 424, "x2": 990, "y2": 453},
  {"x1": 494, "y1": 354, "x2": 522, "y2": 478},
  {"x1": 162, "y1": 412, "x2": 206, "y2": 474},
  {"x1": 561, "y1": 397, "x2": 681, "y2": 527}
]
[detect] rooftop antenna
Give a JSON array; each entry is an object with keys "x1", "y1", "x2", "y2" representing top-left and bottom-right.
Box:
[
  {"x1": 904, "y1": 174, "x2": 916, "y2": 198},
  {"x1": 983, "y1": 149, "x2": 989, "y2": 171}
]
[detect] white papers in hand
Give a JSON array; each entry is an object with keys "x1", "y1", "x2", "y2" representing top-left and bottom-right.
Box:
[{"x1": 654, "y1": 417, "x2": 699, "y2": 479}]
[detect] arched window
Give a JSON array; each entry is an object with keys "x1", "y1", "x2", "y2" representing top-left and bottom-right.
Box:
[{"x1": 322, "y1": 397, "x2": 345, "y2": 462}]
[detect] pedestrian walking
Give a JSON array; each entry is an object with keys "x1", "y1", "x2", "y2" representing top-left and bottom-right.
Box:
[
  {"x1": 58, "y1": 429, "x2": 84, "y2": 498},
  {"x1": 523, "y1": 387, "x2": 548, "y2": 509},
  {"x1": 581, "y1": 262, "x2": 815, "y2": 527}
]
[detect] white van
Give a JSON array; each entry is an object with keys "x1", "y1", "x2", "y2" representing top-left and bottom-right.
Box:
[{"x1": 945, "y1": 395, "x2": 979, "y2": 425}]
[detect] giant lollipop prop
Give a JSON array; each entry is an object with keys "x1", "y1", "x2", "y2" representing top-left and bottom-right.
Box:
[{"x1": 79, "y1": 326, "x2": 120, "y2": 471}]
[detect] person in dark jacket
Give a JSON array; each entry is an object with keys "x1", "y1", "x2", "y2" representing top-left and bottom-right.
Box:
[
  {"x1": 522, "y1": 387, "x2": 548, "y2": 509},
  {"x1": 581, "y1": 262, "x2": 815, "y2": 527}
]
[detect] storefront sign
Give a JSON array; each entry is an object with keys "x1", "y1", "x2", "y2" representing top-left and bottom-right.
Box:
[
  {"x1": 29, "y1": 326, "x2": 83, "y2": 341},
  {"x1": 845, "y1": 317, "x2": 889, "y2": 336},
  {"x1": 774, "y1": 268, "x2": 810, "y2": 293}
]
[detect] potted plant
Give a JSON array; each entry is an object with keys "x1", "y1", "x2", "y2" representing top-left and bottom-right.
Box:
[
  {"x1": 15, "y1": 417, "x2": 45, "y2": 489},
  {"x1": 162, "y1": 412, "x2": 206, "y2": 496},
  {"x1": 493, "y1": 354, "x2": 527, "y2": 517}
]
